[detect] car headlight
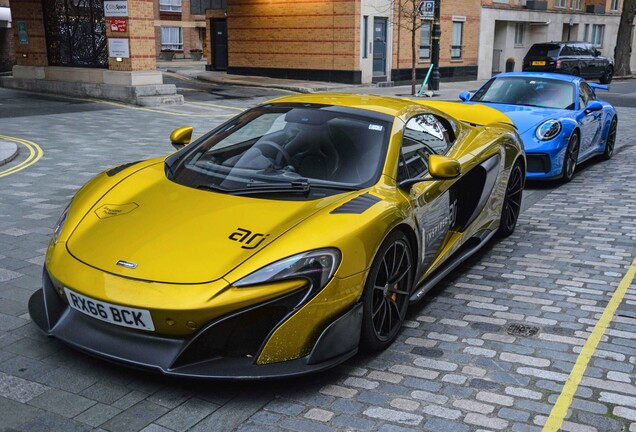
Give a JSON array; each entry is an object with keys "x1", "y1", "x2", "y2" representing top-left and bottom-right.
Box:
[
  {"x1": 234, "y1": 248, "x2": 341, "y2": 291},
  {"x1": 53, "y1": 204, "x2": 70, "y2": 245},
  {"x1": 535, "y1": 120, "x2": 561, "y2": 141}
]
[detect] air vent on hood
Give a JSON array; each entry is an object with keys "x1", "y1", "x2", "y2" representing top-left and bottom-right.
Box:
[
  {"x1": 106, "y1": 161, "x2": 141, "y2": 177},
  {"x1": 331, "y1": 193, "x2": 381, "y2": 214}
]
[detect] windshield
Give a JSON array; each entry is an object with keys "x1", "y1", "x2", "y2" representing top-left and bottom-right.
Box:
[
  {"x1": 168, "y1": 104, "x2": 392, "y2": 199},
  {"x1": 526, "y1": 44, "x2": 561, "y2": 58},
  {"x1": 471, "y1": 77, "x2": 576, "y2": 110}
]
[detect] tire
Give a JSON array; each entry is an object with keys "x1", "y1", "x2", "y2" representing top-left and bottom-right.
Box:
[
  {"x1": 497, "y1": 161, "x2": 523, "y2": 238},
  {"x1": 360, "y1": 231, "x2": 414, "y2": 352},
  {"x1": 562, "y1": 131, "x2": 580, "y2": 183},
  {"x1": 600, "y1": 66, "x2": 613, "y2": 85},
  {"x1": 602, "y1": 117, "x2": 617, "y2": 160},
  {"x1": 571, "y1": 67, "x2": 580, "y2": 77}
]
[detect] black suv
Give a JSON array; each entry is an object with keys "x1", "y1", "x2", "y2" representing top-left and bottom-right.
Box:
[{"x1": 522, "y1": 42, "x2": 613, "y2": 84}]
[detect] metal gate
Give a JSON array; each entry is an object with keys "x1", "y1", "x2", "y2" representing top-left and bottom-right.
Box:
[{"x1": 42, "y1": 0, "x2": 107, "y2": 68}]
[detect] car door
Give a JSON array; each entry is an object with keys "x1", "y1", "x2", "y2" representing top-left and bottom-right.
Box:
[
  {"x1": 397, "y1": 113, "x2": 458, "y2": 274},
  {"x1": 577, "y1": 81, "x2": 603, "y2": 156}
]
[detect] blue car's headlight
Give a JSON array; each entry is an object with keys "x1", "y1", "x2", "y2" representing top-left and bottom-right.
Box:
[
  {"x1": 234, "y1": 248, "x2": 341, "y2": 290},
  {"x1": 52, "y1": 204, "x2": 70, "y2": 245},
  {"x1": 535, "y1": 120, "x2": 562, "y2": 141}
]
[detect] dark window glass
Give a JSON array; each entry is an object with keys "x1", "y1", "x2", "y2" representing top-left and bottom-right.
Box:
[
  {"x1": 526, "y1": 43, "x2": 561, "y2": 58},
  {"x1": 169, "y1": 105, "x2": 392, "y2": 198},
  {"x1": 579, "y1": 82, "x2": 594, "y2": 109}
]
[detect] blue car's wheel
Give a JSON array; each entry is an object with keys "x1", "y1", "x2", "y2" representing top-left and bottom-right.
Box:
[
  {"x1": 602, "y1": 117, "x2": 617, "y2": 160},
  {"x1": 497, "y1": 161, "x2": 523, "y2": 237},
  {"x1": 562, "y1": 131, "x2": 580, "y2": 183},
  {"x1": 360, "y1": 231, "x2": 413, "y2": 351}
]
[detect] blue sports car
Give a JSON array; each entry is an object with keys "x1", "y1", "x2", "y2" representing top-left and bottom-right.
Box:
[{"x1": 460, "y1": 72, "x2": 617, "y2": 181}]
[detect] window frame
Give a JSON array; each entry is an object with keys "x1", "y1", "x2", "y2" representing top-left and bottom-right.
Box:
[
  {"x1": 591, "y1": 24, "x2": 604, "y2": 48},
  {"x1": 451, "y1": 21, "x2": 463, "y2": 60},
  {"x1": 161, "y1": 26, "x2": 183, "y2": 51},
  {"x1": 362, "y1": 16, "x2": 368, "y2": 59},
  {"x1": 611, "y1": 0, "x2": 620, "y2": 11},
  {"x1": 419, "y1": 20, "x2": 432, "y2": 60},
  {"x1": 555, "y1": 0, "x2": 567, "y2": 8},
  {"x1": 159, "y1": 0, "x2": 182, "y2": 12},
  {"x1": 514, "y1": 22, "x2": 524, "y2": 47}
]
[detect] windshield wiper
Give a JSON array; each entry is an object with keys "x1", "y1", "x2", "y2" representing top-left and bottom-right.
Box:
[{"x1": 198, "y1": 179, "x2": 311, "y2": 196}]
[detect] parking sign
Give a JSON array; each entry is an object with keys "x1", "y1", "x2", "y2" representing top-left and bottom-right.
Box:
[{"x1": 418, "y1": 1, "x2": 434, "y2": 20}]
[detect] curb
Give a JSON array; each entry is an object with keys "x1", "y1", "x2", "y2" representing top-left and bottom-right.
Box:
[
  {"x1": 0, "y1": 140, "x2": 19, "y2": 167},
  {"x1": 195, "y1": 73, "x2": 354, "y2": 94}
]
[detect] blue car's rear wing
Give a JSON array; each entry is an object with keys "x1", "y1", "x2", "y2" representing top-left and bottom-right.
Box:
[{"x1": 588, "y1": 83, "x2": 609, "y2": 91}]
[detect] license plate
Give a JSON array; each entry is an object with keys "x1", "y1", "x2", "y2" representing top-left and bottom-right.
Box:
[
  {"x1": 64, "y1": 288, "x2": 155, "y2": 331},
  {"x1": 532, "y1": 61, "x2": 546, "y2": 66}
]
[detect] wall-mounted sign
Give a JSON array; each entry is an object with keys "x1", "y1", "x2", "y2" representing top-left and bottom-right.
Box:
[
  {"x1": 109, "y1": 18, "x2": 127, "y2": 33},
  {"x1": 17, "y1": 21, "x2": 28, "y2": 44},
  {"x1": 108, "y1": 38, "x2": 130, "y2": 58},
  {"x1": 104, "y1": 1, "x2": 128, "y2": 17},
  {"x1": 418, "y1": 1, "x2": 434, "y2": 20}
]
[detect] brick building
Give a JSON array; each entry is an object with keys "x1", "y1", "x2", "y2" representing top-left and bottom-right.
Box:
[
  {"x1": 199, "y1": 0, "x2": 481, "y2": 84},
  {"x1": 479, "y1": 0, "x2": 628, "y2": 79},
  {"x1": 0, "y1": 0, "x2": 12, "y2": 72},
  {"x1": 155, "y1": 0, "x2": 207, "y2": 59}
]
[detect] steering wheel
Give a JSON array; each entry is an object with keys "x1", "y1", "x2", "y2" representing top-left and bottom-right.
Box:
[{"x1": 255, "y1": 140, "x2": 291, "y2": 167}]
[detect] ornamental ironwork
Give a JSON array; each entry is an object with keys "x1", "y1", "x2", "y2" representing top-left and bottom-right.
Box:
[{"x1": 42, "y1": 0, "x2": 107, "y2": 68}]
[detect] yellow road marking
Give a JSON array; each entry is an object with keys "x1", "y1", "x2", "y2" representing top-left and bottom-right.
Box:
[
  {"x1": 163, "y1": 71, "x2": 195, "y2": 82},
  {"x1": 542, "y1": 256, "x2": 636, "y2": 432},
  {"x1": 0, "y1": 135, "x2": 44, "y2": 178},
  {"x1": 189, "y1": 101, "x2": 245, "y2": 111}
]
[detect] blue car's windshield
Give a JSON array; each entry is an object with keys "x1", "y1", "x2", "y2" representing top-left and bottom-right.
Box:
[{"x1": 471, "y1": 77, "x2": 576, "y2": 110}]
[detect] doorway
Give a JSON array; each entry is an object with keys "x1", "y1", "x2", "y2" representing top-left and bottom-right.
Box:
[
  {"x1": 373, "y1": 17, "x2": 387, "y2": 79},
  {"x1": 212, "y1": 19, "x2": 228, "y2": 71}
]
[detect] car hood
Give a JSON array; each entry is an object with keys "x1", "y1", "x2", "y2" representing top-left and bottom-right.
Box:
[
  {"x1": 67, "y1": 162, "x2": 350, "y2": 284},
  {"x1": 473, "y1": 103, "x2": 568, "y2": 136}
]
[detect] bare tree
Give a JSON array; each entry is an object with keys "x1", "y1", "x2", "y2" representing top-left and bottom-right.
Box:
[
  {"x1": 614, "y1": 0, "x2": 635, "y2": 76},
  {"x1": 373, "y1": 0, "x2": 426, "y2": 95},
  {"x1": 394, "y1": 0, "x2": 425, "y2": 95}
]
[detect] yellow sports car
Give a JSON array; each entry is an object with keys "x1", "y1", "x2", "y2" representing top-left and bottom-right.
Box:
[{"x1": 29, "y1": 94, "x2": 524, "y2": 379}]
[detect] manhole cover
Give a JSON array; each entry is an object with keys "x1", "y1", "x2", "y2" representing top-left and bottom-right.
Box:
[{"x1": 506, "y1": 323, "x2": 539, "y2": 337}]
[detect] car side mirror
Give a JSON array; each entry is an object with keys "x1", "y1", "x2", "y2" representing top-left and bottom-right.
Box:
[
  {"x1": 594, "y1": 50, "x2": 601, "y2": 57},
  {"x1": 459, "y1": 91, "x2": 471, "y2": 102},
  {"x1": 170, "y1": 126, "x2": 193, "y2": 150},
  {"x1": 585, "y1": 101, "x2": 603, "y2": 113},
  {"x1": 397, "y1": 155, "x2": 461, "y2": 189},
  {"x1": 429, "y1": 155, "x2": 461, "y2": 179}
]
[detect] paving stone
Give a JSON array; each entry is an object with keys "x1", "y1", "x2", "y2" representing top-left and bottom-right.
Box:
[
  {"x1": 452, "y1": 399, "x2": 495, "y2": 414},
  {"x1": 0, "y1": 370, "x2": 49, "y2": 403},
  {"x1": 363, "y1": 407, "x2": 423, "y2": 426},
  {"x1": 101, "y1": 400, "x2": 169, "y2": 432},
  {"x1": 74, "y1": 403, "x2": 122, "y2": 428},
  {"x1": 421, "y1": 404, "x2": 462, "y2": 420},
  {"x1": 304, "y1": 408, "x2": 334, "y2": 422},
  {"x1": 29, "y1": 388, "x2": 96, "y2": 418},
  {"x1": 331, "y1": 414, "x2": 377, "y2": 430},
  {"x1": 464, "y1": 412, "x2": 509, "y2": 430},
  {"x1": 155, "y1": 397, "x2": 219, "y2": 431},
  {"x1": 410, "y1": 389, "x2": 448, "y2": 405}
]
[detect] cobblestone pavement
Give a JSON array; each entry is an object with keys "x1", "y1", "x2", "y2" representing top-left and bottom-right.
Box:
[{"x1": 1, "y1": 86, "x2": 635, "y2": 432}]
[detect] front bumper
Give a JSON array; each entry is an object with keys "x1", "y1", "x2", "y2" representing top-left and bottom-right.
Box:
[
  {"x1": 29, "y1": 269, "x2": 362, "y2": 379},
  {"x1": 524, "y1": 134, "x2": 568, "y2": 180}
]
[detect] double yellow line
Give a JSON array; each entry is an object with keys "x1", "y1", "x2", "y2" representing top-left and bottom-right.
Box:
[{"x1": 0, "y1": 135, "x2": 44, "y2": 178}]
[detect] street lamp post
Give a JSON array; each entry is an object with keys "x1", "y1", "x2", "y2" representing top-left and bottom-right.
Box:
[{"x1": 429, "y1": 0, "x2": 441, "y2": 91}]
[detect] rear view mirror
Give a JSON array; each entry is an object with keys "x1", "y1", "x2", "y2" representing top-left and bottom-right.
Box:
[
  {"x1": 170, "y1": 126, "x2": 193, "y2": 150},
  {"x1": 459, "y1": 91, "x2": 471, "y2": 102}
]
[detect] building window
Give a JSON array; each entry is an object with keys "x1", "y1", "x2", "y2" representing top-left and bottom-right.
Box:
[
  {"x1": 583, "y1": 24, "x2": 589, "y2": 41},
  {"x1": 555, "y1": 0, "x2": 566, "y2": 8},
  {"x1": 362, "y1": 16, "x2": 368, "y2": 59},
  {"x1": 160, "y1": 0, "x2": 182, "y2": 12},
  {"x1": 591, "y1": 24, "x2": 604, "y2": 47},
  {"x1": 575, "y1": 0, "x2": 582, "y2": 10},
  {"x1": 451, "y1": 21, "x2": 463, "y2": 59},
  {"x1": 161, "y1": 27, "x2": 183, "y2": 50},
  {"x1": 611, "y1": 0, "x2": 620, "y2": 11},
  {"x1": 514, "y1": 23, "x2": 524, "y2": 46},
  {"x1": 419, "y1": 21, "x2": 431, "y2": 59}
]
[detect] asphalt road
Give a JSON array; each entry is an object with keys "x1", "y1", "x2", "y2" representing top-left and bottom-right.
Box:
[{"x1": 1, "y1": 82, "x2": 636, "y2": 432}]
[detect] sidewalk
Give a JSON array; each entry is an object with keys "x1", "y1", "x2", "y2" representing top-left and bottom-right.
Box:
[
  {"x1": 0, "y1": 139, "x2": 18, "y2": 167},
  {"x1": 158, "y1": 59, "x2": 485, "y2": 101}
]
